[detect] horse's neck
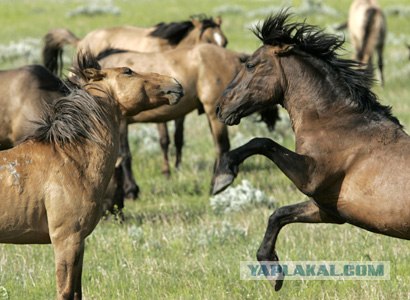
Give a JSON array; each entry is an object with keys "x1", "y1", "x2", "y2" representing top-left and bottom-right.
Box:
[
  {"x1": 70, "y1": 86, "x2": 120, "y2": 191},
  {"x1": 282, "y1": 56, "x2": 352, "y2": 136},
  {"x1": 177, "y1": 29, "x2": 199, "y2": 48}
]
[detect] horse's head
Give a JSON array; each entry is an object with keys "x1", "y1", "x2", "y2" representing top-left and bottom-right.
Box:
[
  {"x1": 83, "y1": 67, "x2": 184, "y2": 116},
  {"x1": 216, "y1": 44, "x2": 291, "y2": 126},
  {"x1": 192, "y1": 16, "x2": 228, "y2": 47}
]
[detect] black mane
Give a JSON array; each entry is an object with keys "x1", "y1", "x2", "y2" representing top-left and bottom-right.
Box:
[
  {"x1": 253, "y1": 10, "x2": 401, "y2": 127},
  {"x1": 95, "y1": 48, "x2": 129, "y2": 61},
  {"x1": 150, "y1": 15, "x2": 219, "y2": 45}
]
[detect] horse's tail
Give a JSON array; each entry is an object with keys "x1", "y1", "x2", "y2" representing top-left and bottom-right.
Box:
[
  {"x1": 42, "y1": 28, "x2": 80, "y2": 76},
  {"x1": 358, "y1": 7, "x2": 384, "y2": 64}
]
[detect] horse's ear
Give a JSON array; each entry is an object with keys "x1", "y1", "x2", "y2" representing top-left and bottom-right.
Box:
[
  {"x1": 83, "y1": 68, "x2": 105, "y2": 81},
  {"x1": 214, "y1": 16, "x2": 222, "y2": 26},
  {"x1": 272, "y1": 44, "x2": 294, "y2": 56},
  {"x1": 191, "y1": 17, "x2": 202, "y2": 28}
]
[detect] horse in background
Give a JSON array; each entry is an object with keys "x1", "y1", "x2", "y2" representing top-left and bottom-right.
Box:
[
  {"x1": 214, "y1": 11, "x2": 409, "y2": 290},
  {"x1": 348, "y1": 0, "x2": 386, "y2": 85},
  {"x1": 42, "y1": 15, "x2": 227, "y2": 76},
  {"x1": 0, "y1": 51, "x2": 182, "y2": 299},
  {"x1": 42, "y1": 15, "x2": 227, "y2": 200},
  {"x1": 97, "y1": 44, "x2": 281, "y2": 212}
]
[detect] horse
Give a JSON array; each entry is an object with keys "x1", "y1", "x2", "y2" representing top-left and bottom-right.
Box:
[
  {"x1": 0, "y1": 51, "x2": 183, "y2": 299},
  {"x1": 42, "y1": 15, "x2": 227, "y2": 199},
  {"x1": 0, "y1": 62, "x2": 183, "y2": 151},
  {"x1": 348, "y1": 0, "x2": 386, "y2": 86},
  {"x1": 42, "y1": 15, "x2": 227, "y2": 76},
  {"x1": 213, "y1": 11, "x2": 409, "y2": 291},
  {"x1": 97, "y1": 44, "x2": 280, "y2": 211}
]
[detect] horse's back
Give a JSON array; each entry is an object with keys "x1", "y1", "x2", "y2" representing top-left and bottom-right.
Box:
[{"x1": 78, "y1": 25, "x2": 168, "y2": 54}]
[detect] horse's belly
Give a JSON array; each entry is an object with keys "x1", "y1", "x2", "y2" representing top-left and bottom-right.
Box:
[
  {"x1": 130, "y1": 96, "x2": 200, "y2": 123},
  {"x1": 0, "y1": 230, "x2": 50, "y2": 244}
]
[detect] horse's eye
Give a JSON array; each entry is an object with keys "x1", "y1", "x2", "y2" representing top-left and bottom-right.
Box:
[
  {"x1": 123, "y1": 67, "x2": 133, "y2": 75},
  {"x1": 245, "y1": 62, "x2": 255, "y2": 70}
]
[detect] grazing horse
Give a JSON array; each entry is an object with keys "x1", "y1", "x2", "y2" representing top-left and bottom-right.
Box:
[
  {"x1": 214, "y1": 12, "x2": 409, "y2": 291},
  {"x1": 0, "y1": 52, "x2": 182, "y2": 299},
  {"x1": 348, "y1": 0, "x2": 386, "y2": 85},
  {"x1": 97, "y1": 45, "x2": 280, "y2": 211},
  {"x1": 42, "y1": 15, "x2": 227, "y2": 199},
  {"x1": 42, "y1": 15, "x2": 227, "y2": 76}
]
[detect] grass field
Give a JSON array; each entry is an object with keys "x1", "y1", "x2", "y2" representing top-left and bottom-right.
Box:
[{"x1": 1, "y1": 0, "x2": 410, "y2": 299}]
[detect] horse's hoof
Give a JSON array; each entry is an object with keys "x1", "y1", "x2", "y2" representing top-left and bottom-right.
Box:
[
  {"x1": 211, "y1": 173, "x2": 235, "y2": 195},
  {"x1": 125, "y1": 189, "x2": 139, "y2": 200}
]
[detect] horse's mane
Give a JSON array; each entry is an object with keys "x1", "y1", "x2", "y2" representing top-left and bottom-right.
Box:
[
  {"x1": 26, "y1": 52, "x2": 113, "y2": 147},
  {"x1": 23, "y1": 65, "x2": 69, "y2": 94},
  {"x1": 95, "y1": 48, "x2": 129, "y2": 61},
  {"x1": 254, "y1": 10, "x2": 401, "y2": 127},
  {"x1": 150, "y1": 15, "x2": 219, "y2": 45}
]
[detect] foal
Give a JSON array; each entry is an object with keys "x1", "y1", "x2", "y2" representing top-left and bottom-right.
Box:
[{"x1": 0, "y1": 52, "x2": 182, "y2": 299}]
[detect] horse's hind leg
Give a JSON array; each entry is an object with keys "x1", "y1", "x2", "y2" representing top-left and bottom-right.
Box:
[
  {"x1": 174, "y1": 117, "x2": 185, "y2": 170},
  {"x1": 257, "y1": 199, "x2": 345, "y2": 291},
  {"x1": 53, "y1": 236, "x2": 85, "y2": 299},
  {"x1": 157, "y1": 122, "x2": 171, "y2": 177},
  {"x1": 376, "y1": 42, "x2": 384, "y2": 86}
]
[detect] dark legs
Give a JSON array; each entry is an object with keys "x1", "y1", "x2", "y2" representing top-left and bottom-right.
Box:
[
  {"x1": 257, "y1": 200, "x2": 345, "y2": 290},
  {"x1": 119, "y1": 120, "x2": 139, "y2": 199},
  {"x1": 157, "y1": 117, "x2": 186, "y2": 177},
  {"x1": 212, "y1": 137, "x2": 314, "y2": 195}
]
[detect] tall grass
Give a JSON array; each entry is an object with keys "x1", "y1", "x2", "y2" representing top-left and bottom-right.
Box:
[{"x1": 0, "y1": 0, "x2": 410, "y2": 299}]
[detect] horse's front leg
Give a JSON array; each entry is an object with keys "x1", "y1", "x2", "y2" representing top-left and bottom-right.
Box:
[
  {"x1": 258, "y1": 199, "x2": 345, "y2": 291},
  {"x1": 212, "y1": 137, "x2": 314, "y2": 195},
  {"x1": 157, "y1": 122, "x2": 171, "y2": 177},
  {"x1": 119, "y1": 120, "x2": 139, "y2": 199},
  {"x1": 52, "y1": 236, "x2": 85, "y2": 299}
]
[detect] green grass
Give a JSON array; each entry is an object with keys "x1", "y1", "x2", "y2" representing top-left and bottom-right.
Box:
[{"x1": 1, "y1": 0, "x2": 410, "y2": 299}]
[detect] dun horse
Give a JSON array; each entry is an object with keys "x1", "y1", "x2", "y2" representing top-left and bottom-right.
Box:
[
  {"x1": 214, "y1": 12, "x2": 409, "y2": 291},
  {"x1": 42, "y1": 15, "x2": 227, "y2": 76},
  {"x1": 43, "y1": 15, "x2": 227, "y2": 199},
  {"x1": 0, "y1": 52, "x2": 182, "y2": 299},
  {"x1": 348, "y1": 0, "x2": 386, "y2": 85},
  {"x1": 97, "y1": 44, "x2": 280, "y2": 211}
]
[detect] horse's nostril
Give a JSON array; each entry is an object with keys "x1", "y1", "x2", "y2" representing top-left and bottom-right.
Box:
[{"x1": 215, "y1": 105, "x2": 221, "y2": 116}]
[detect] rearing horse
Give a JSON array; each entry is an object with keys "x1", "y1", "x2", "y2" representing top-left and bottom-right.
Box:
[{"x1": 214, "y1": 11, "x2": 409, "y2": 291}]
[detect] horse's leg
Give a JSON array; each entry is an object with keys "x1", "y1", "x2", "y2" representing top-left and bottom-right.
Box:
[
  {"x1": 212, "y1": 137, "x2": 313, "y2": 195},
  {"x1": 157, "y1": 122, "x2": 171, "y2": 177},
  {"x1": 73, "y1": 241, "x2": 85, "y2": 300},
  {"x1": 376, "y1": 42, "x2": 384, "y2": 87},
  {"x1": 110, "y1": 164, "x2": 125, "y2": 221},
  {"x1": 174, "y1": 117, "x2": 185, "y2": 170},
  {"x1": 119, "y1": 121, "x2": 139, "y2": 199},
  {"x1": 204, "y1": 106, "x2": 230, "y2": 189},
  {"x1": 52, "y1": 236, "x2": 85, "y2": 299},
  {"x1": 257, "y1": 199, "x2": 345, "y2": 291}
]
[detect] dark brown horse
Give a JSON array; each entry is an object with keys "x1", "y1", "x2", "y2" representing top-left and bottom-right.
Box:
[
  {"x1": 0, "y1": 52, "x2": 183, "y2": 299},
  {"x1": 214, "y1": 12, "x2": 409, "y2": 291}
]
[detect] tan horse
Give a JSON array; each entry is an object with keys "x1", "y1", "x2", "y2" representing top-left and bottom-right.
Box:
[
  {"x1": 214, "y1": 12, "x2": 408, "y2": 290},
  {"x1": 0, "y1": 63, "x2": 182, "y2": 150},
  {"x1": 0, "y1": 52, "x2": 182, "y2": 299},
  {"x1": 42, "y1": 15, "x2": 227, "y2": 76},
  {"x1": 348, "y1": 0, "x2": 386, "y2": 85},
  {"x1": 97, "y1": 44, "x2": 245, "y2": 210}
]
